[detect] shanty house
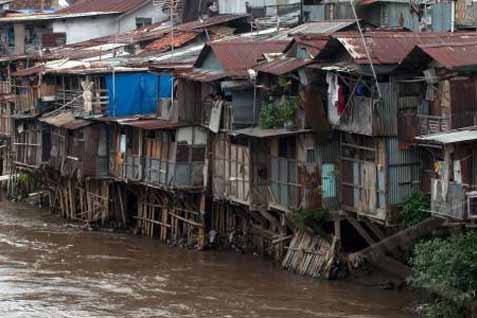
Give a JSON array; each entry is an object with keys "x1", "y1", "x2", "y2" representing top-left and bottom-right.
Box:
[
  {"x1": 399, "y1": 42, "x2": 477, "y2": 220},
  {"x1": 310, "y1": 32, "x2": 474, "y2": 223},
  {"x1": 39, "y1": 111, "x2": 109, "y2": 178},
  {"x1": 416, "y1": 130, "x2": 477, "y2": 220},
  {"x1": 11, "y1": 115, "x2": 49, "y2": 169},
  {"x1": 211, "y1": 36, "x2": 341, "y2": 213},
  {"x1": 398, "y1": 42, "x2": 477, "y2": 147}
]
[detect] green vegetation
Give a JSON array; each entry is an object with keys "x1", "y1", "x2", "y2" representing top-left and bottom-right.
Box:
[
  {"x1": 410, "y1": 232, "x2": 477, "y2": 318},
  {"x1": 290, "y1": 207, "x2": 329, "y2": 234},
  {"x1": 401, "y1": 192, "x2": 431, "y2": 226},
  {"x1": 259, "y1": 96, "x2": 298, "y2": 129}
]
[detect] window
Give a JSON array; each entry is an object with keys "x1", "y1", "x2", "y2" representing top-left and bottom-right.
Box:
[
  {"x1": 136, "y1": 17, "x2": 152, "y2": 29},
  {"x1": 306, "y1": 149, "x2": 316, "y2": 163},
  {"x1": 278, "y1": 137, "x2": 297, "y2": 159}
]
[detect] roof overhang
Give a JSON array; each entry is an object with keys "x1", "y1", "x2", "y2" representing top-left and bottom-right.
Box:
[
  {"x1": 231, "y1": 128, "x2": 313, "y2": 138},
  {"x1": 416, "y1": 129, "x2": 477, "y2": 145}
]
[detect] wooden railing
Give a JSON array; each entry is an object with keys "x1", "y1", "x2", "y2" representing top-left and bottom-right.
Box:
[
  {"x1": 56, "y1": 89, "x2": 109, "y2": 115},
  {"x1": 417, "y1": 112, "x2": 477, "y2": 136}
]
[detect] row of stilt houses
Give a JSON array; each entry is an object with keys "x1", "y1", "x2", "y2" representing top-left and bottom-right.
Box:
[{"x1": 3, "y1": 15, "x2": 477, "y2": 279}]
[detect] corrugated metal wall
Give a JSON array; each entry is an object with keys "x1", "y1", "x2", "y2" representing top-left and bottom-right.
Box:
[
  {"x1": 218, "y1": 0, "x2": 301, "y2": 14},
  {"x1": 377, "y1": 79, "x2": 399, "y2": 137},
  {"x1": 382, "y1": 3, "x2": 420, "y2": 31},
  {"x1": 317, "y1": 135, "x2": 341, "y2": 209},
  {"x1": 431, "y1": 2, "x2": 452, "y2": 32},
  {"x1": 303, "y1": 5, "x2": 325, "y2": 22},
  {"x1": 386, "y1": 137, "x2": 421, "y2": 206}
]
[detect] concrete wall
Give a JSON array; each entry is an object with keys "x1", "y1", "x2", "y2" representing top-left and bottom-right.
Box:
[
  {"x1": 53, "y1": 3, "x2": 168, "y2": 45},
  {"x1": 218, "y1": 0, "x2": 301, "y2": 14},
  {"x1": 53, "y1": 16, "x2": 118, "y2": 44},
  {"x1": 118, "y1": 2, "x2": 168, "y2": 33}
]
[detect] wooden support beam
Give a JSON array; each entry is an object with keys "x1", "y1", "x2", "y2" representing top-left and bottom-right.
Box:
[
  {"x1": 349, "y1": 217, "x2": 445, "y2": 270},
  {"x1": 345, "y1": 215, "x2": 375, "y2": 246},
  {"x1": 168, "y1": 212, "x2": 204, "y2": 228}
]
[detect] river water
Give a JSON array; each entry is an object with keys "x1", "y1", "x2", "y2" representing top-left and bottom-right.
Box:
[{"x1": 0, "y1": 201, "x2": 414, "y2": 318}]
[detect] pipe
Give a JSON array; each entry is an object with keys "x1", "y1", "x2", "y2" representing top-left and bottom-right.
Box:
[{"x1": 451, "y1": 0, "x2": 455, "y2": 33}]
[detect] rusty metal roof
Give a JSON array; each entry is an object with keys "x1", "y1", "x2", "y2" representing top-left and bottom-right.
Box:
[
  {"x1": 39, "y1": 111, "x2": 93, "y2": 129},
  {"x1": 178, "y1": 14, "x2": 249, "y2": 32},
  {"x1": 254, "y1": 57, "x2": 313, "y2": 76},
  {"x1": 176, "y1": 69, "x2": 227, "y2": 82},
  {"x1": 59, "y1": 0, "x2": 150, "y2": 14},
  {"x1": 13, "y1": 65, "x2": 44, "y2": 77},
  {"x1": 410, "y1": 42, "x2": 477, "y2": 70},
  {"x1": 141, "y1": 31, "x2": 199, "y2": 54},
  {"x1": 196, "y1": 39, "x2": 290, "y2": 77},
  {"x1": 318, "y1": 32, "x2": 477, "y2": 65},
  {"x1": 232, "y1": 128, "x2": 312, "y2": 138},
  {"x1": 287, "y1": 20, "x2": 359, "y2": 35},
  {"x1": 120, "y1": 119, "x2": 185, "y2": 130}
]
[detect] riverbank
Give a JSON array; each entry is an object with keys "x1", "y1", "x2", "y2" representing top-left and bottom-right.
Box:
[{"x1": 0, "y1": 200, "x2": 415, "y2": 318}]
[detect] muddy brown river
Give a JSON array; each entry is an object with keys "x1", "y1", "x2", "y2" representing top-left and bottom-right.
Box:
[{"x1": 0, "y1": 201, "x2": 414, "y2": 318}]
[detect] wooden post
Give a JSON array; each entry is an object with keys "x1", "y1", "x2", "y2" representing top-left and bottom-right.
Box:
[{"x1": 197, "y1": 193, "x2": 206, "y2": 250}]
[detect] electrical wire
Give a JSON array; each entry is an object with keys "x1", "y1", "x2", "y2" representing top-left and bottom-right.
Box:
[{"x1": 349, "y1": 0, "x2": 383, "y2": 99}]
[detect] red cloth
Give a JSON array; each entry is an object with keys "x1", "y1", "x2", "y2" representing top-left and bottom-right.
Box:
[{"x1": 337, "y1": 84, "x2": 345, "y2": 114}]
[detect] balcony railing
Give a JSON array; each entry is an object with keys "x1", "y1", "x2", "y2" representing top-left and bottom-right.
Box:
[
  {"x1": 143, "y1": 157, "x2": 205, "y2": 188},
  {"x1": 417, "y1": 111, "x2": 477, "y2": 136},
  {"x1": 56, "y1": 89, "x2": 109, "y2": 115}
]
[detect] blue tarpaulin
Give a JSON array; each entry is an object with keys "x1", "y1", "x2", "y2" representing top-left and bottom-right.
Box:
[{"x1": 105, "y1": 72, "x2": 173, "y2": 117}]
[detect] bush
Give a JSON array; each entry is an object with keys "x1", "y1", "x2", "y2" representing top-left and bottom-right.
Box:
[
  {"x1": 290, "y1": 207, "x2": 329, "y2": 234},
  {"x1": 402, "y1": 192, "x2": 431, "y2": 226},
  {"x1": 259, "y1": 96, "x2": 298, "y2": 129},
  {"x1": 410, "y1": 232, "x2": 477, "y2": 317}
]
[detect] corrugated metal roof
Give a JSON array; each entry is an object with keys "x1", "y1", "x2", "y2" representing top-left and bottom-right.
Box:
[
  {"x1": 416, "y1": 129, "x2": 477, "y2": 144},
  {"x1": 59, "y1": 0, "x2": 150, "y2": 14},
  {"x1": 198, "y1": 40, "x2": 290, "y2": 77},
  {"x1": 63, "y1": 119, "x2": 94, "y2": 130},
  {"x1": 412, "y1": 42, "x2": 477, "y2": 70},
  {"x1": 143, "y1": 31, "x2": 199, "y2": 52},
  {"x1": 178, "y1": 14, "x2": 249, "y2": 31},
  {"x1": 232, "y1": 128, "x2": 312, "y2": 138},
  {"x1": 318, "y1": 32, "x2": 477, "y2": 65},
  {"x1": 288, "y1": 20, "x2": 358, "y2": 35},
  {"x1": 13, "y1": 65, "x2": 44, "y2": 77},
  {"x1": 120, "y1": 119, "x2": 184, "y2": 130},
  {"x1": 254, "y1": 57, "x2": 313, "y2": 75},
  {"x1": 39, "y1": 111, "x2": 93, "y2": 129},
  {"x1": 176, "y1": 69, "x2": 226, "y2": 82}
]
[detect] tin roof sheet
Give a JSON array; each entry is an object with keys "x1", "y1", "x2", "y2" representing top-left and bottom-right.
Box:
[
  {"x1": 178, "y1": 14, "x2": 249, "y2": 31},
  {"x1": 412, "y1": 42, "x2": 477, "y2": 70},
  {"x1": 39, "y1": 111, "x2": 93, "y2": 130},
  {"x1": 416, "y1": 129, "x2": 477, "y2": 144},
  {"x1": 318, "y1": 32, "x2": 477, "y2": 65},
  {"x1": 120, "y1": 119, "x2": 184, "y2": 130},
  {"x1": 254, "y1": 57, "x2": 312, "y2": 75},
  {"x1": 176, "y1": 69, "x2": 227, "y2": 82},
  {"x1": 197, "y1": 40, "x2": 290, "y2": 77},
  {"x1": 232, "y1": 128, "x2": 312, "y2": 138},
  {"x1": 59, "y1": 0, "x2": 150, "y2": 14},
  {"x1": 287, "y1": 20, "x2": 358, "y2": 35}
]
